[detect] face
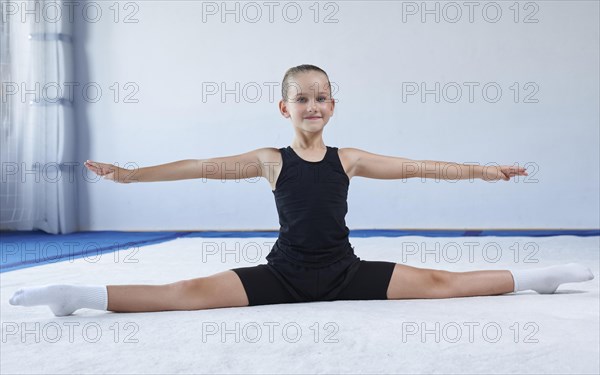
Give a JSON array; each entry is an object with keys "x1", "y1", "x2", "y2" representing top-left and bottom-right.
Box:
[{"x1": 279, "y1": 71, "x2": 335, "y2": 133}]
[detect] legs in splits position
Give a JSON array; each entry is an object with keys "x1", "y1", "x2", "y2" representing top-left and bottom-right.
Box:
[{"x1": 9, "y1": 263, "x2": 595, "y2": 316}]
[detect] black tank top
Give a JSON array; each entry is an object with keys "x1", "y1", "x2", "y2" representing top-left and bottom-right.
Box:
[{"x1": 269, "y1": 145, "x2": 353, "y2": 267}]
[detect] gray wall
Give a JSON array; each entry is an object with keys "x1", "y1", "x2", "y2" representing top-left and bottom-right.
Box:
[{"x1": 74, "y1": 1, "x2": 599, "y2": 230}]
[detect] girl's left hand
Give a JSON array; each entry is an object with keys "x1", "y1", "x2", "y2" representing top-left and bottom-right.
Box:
[{"x1": 481, "y1": 165, "x2": 528, "y2": 181}]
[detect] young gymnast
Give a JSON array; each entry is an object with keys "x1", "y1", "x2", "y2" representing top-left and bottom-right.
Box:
[{"x1": 9, "y1": 64, "x2": 595, "y2": 316}]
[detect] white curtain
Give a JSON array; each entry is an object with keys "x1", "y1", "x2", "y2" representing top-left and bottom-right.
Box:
[{"x1": 0, "y1": 0, "x2": 77, "y2": 233}]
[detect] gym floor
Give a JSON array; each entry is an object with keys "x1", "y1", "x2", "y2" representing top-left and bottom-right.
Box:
[{"x1": 1, "y1": 232, "x2": 598, "y2": 374}]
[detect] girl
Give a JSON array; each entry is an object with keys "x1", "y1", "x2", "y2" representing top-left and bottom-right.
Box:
[{"x1": 9, "y1": 64, "x2": 594, "y2": 316}]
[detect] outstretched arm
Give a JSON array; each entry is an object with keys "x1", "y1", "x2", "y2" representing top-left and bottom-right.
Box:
[
  {"x1": 344, "y1": 148, "x2": 528, "y2": 181},
  {"x1": 84, "y1": 148, "x2": 272, "y2": 183}
]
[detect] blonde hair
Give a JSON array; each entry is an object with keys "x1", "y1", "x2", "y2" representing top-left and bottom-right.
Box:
[{"x1": 281, "y1": 64, "x2": 331, "y2": 102}]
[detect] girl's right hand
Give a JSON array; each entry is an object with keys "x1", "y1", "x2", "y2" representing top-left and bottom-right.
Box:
[{"x1": 84, "y1": 160, "x2": 133, "y2": 183}]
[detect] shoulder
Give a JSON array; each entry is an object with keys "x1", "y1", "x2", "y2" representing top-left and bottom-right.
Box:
[
  {"x1": 338, "y1": 147, "x2": 364, "y2": 162},
  {"x1": 337, "y1": 148, "x2": 365, "y2": 178},
  {"x1": 338, "y1": 147, "x2": 376, "y2": 165},
  {"x1": 254, "y1": 147, "x2": 283, "y2": 165}
]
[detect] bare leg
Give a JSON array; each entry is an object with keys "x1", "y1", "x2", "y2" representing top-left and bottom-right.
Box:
[
  {"x1": 386, "y1": 264, "x2": 514, "y2": 299},
  {"x1": 107, "y1": 270, "x2": 249, "y2": 312}
]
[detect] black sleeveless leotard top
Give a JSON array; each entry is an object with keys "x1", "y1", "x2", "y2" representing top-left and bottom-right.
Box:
[{"x1": 269, "y1": 145, "x2": 353, "y2": 267}]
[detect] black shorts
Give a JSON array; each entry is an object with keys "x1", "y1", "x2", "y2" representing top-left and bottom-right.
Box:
[{"x1": 231, "y1": 246, "x2": 396, "y2": 306}]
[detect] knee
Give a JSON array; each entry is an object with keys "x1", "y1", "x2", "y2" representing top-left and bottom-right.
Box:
[
  {"x1": 430, "y1": 270, "x2": 453, "y2": 288},
  {"x1": 169, "y1": 278, "x2": 206, "y2": 298},
  {"x1": 164, "y1": 278, "x2": 210, "y2": 310}
]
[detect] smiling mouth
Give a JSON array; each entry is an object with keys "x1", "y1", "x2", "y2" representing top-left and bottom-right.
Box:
[{"x1": 305, "y1": 117, "x2": 322, "y2": 120}]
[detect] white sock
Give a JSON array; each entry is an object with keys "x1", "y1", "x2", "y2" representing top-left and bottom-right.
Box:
[
  {"x1": 9, "y1": 285, "x2": 108, "y2": 316},
  {"x1": 510, "y1": 263, "x2": 595, "y2": 294}
]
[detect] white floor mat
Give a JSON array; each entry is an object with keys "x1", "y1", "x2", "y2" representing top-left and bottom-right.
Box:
[{"x1": 1, "y1": 235, "x2": 598, "y2": 374}]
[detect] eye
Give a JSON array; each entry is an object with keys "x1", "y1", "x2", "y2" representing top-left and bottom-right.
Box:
[{"x1": 294, "y1": 96, "x2": 328, "y2": 103}]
